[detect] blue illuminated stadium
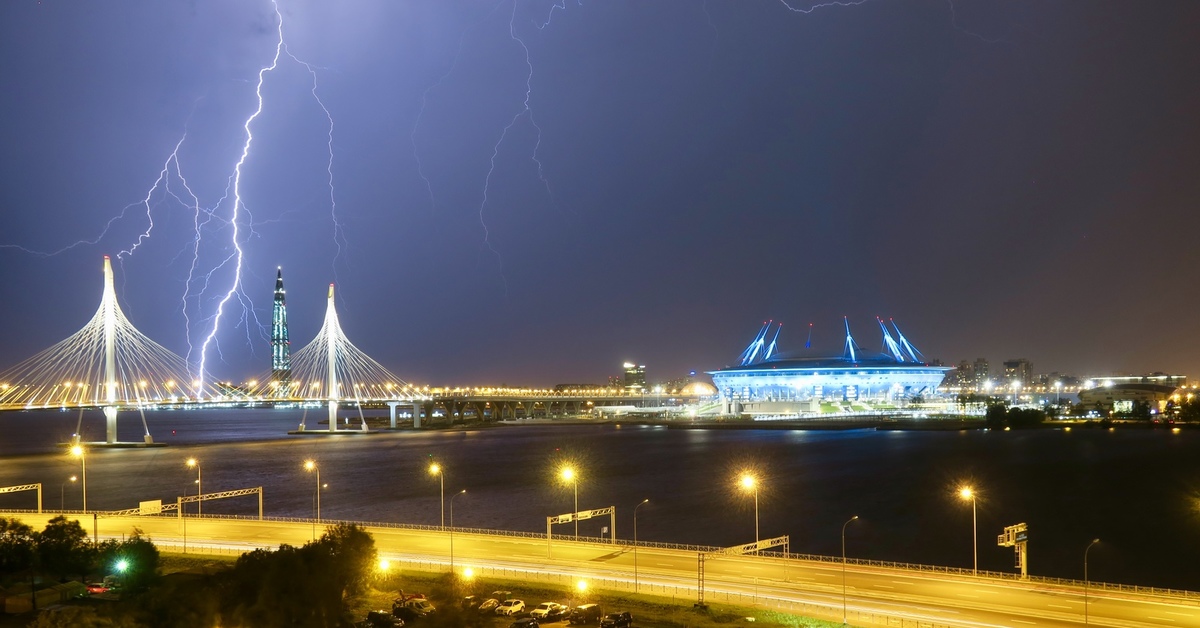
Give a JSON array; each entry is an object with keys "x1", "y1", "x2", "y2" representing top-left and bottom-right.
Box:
[{"x1": 709, "y1": 319, "x2": 951, "y2": 415}]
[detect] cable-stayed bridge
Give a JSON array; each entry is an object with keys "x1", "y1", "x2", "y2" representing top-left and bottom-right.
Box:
[{"x1": 0, "y1": 258, "x2": 421, "y2": 444}]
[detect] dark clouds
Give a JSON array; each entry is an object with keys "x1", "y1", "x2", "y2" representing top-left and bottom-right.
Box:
[{"x1": 1, "y1": 0, "x2": 1197, "y2": 385}]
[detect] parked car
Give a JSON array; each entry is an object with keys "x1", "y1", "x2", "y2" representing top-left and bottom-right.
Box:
[
  {"x1": 569, "y1": 604, "x2": 602, "y2": 625},
  {"x1": 531, "y1": 602, "x2": 566, "y2": 619},
  {"x1": 496, "y1": 599, "x2": 526, "y2": 616},
  {"x1": 403, "y1": 598, "x2": 436, "y2": 616},
  {"x1": 86, "y1": 582, "x2": 108, "y2": 594},
  {"x1": 478, "y1": 598, "x2": 501, "y2": 614},
  {"x1": 543, "y1": 605, "x2": 570, "y2": 622},
  {"x1": 599, "y1": 611, "x2": 633, "y2": 628},
  {"x1": 391, "y1": 607, "x2": 423, "y2": 623},
  {"x1": 510, "y1": 619, "x2": 540, "y2": 628},
  {"x1": 360, "y1": 610, "x2": 404, "y2": 627}
]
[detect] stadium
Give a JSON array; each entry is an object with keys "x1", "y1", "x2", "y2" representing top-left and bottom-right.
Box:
[{"x1": 709, "y1": 319, "x2": 951, "y2": 415}]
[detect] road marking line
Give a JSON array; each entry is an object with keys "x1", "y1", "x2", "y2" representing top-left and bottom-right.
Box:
[
  {"x1": 1147, "y1": 618, "x2": 1175, "y2": 622},
  {"x1": 1047, "y1": 604, "x2": 1072, "y2": 609},
  {"x1": 956, "y1": 594, "x2": 979, "y2": 598},
  {"x1": 743, "y1": 566, "x2": 763, "y2": 570},
  {"x1": 1165, "y1": 612, "x2": 1194, "y2": 617},
  {"x1": 891, "y1": 580, "x2": 913, "y2": 585},
  {"x1": 1011, "y1": 620, "x2": 1037, "y2": 625},
  {"x1": 656, "y1": 563, "x2": 674, "y2": 567},
  {"x1": 874, "y1": 585, "x2": 894, "y2": 589}
]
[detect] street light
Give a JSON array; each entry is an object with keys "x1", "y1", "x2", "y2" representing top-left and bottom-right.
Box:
[
  {"x1": 429, "y1": 463, "x2": 445, "y2": 529},
  {"x1": 1084, "y1": 538, "x2": 1100, "y2": 625},
  {"x1": 958, "y1": 486, "x2": 977, "y2": 576},
  {"x1": 304, "y1": 460, "x2": 320, "y2": 537},
  {"x1": 842, "y1": 515, "x2": 859, "y2": 626},
  {"x1": 739, "y1": 473, "x2": 759, "y2": 546},
  {"x1": 634, "y1": 498, "x2": 649, "y2": 593},
  {"x1": 186, "y1": 458, "x2": 202, "y2": 516},
  {"x1": 60, "y1": 475, "x2": 77, "y2": 511},
  {"x1": 70, "y1": 445, "x2": 87, "y2": 513},
  {"x1": 450, "y1": 489, "x2": 466, "y2": 573},
  {"x1": 561, "y1": 466, "x2": 579, "y2": 539}
]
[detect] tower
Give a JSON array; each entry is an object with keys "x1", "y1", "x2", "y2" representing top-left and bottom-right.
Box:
[{"x1": 271, "y1": 266, "x2": 292, "y2": 395}]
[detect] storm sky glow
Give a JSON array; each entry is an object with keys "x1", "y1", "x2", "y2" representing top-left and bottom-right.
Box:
[{"x1": 1, "y1": 0, "x2": 1198, "y2": 386}]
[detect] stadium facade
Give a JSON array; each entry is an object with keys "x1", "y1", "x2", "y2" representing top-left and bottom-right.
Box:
[{"x1": 709, "y1": 319, "x2": 951, "y2": 415}]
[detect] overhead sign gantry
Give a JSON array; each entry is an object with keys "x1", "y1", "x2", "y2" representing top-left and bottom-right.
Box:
[
  {"x1": 546, "y1": 506, "x2": 616, "y2": 557},
  {"x1": 696, "y1": 535, "x2": 789, "y2": 607}
]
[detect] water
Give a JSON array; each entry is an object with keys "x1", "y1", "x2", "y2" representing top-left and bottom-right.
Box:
[{"x1": 1, "y1": 409, "x2": 1197, "y2": 590}]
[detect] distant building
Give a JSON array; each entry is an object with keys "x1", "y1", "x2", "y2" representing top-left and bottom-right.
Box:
[
  {"x1": 623, "y1": 362, "x2": 646, "y2": 392},
  {"x1": 954, "y1": 360, "x2": 975, "y2": 388},
  {"x1": 1003, "y1": 359, "x2": 1033, "y2": 388},
  {"x1": 972, "y1": 358, "x2": 989, "y2": 389},
  {"x1": 1077, "y1": 383, "x2": 1180, "y2": 413},
  {"x1": 270, "y1": 267, "x2": 291, "y2": 395}
]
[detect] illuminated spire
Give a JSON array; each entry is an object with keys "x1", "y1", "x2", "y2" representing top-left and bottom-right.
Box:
[{"x1": 270, "y1": 266, "x2": 291, "y2": 393}]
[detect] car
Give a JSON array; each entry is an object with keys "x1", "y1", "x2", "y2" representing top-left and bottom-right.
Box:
[
  {"x1": 360, "y1": 610, "x2": 404, "y2": 627},
  {"x1": 543, "y1": 605, "x2": 570, "y2": 622},
  {"x1": 391, "y1": 607, "x2": 421, "y2": 623},
  {"x1": 460, "y1": 595, "x2": 478, "y2": 609},
  {"x1": 477, "y1": 598, "x2": 501, "y2": 614},
  {"x1": 510, "y1": 619, "x2": 540, "y2": 628},
  {"x1": 86, "y1": 582, "x2": 108, "y2": 594},
  {"x1": 599, "y1": 611, "x2": 632, "y2": 628},
  {"x1": 496, "y1": 599, "x2": 526, "y2": 616},
  {"x1": 531, "y1": 602, "x2": 566, "y2": 619},
  {"x1": 403, "y1": 598, "x2": 436, "y2": 616},
  {"x1": 568, "y1": 604, "x2": 602, "y2": 625}
]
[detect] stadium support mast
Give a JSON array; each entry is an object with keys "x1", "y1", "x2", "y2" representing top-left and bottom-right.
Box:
[{"x1": 271, "y1": 267, "x2": 292, "y2": 395}]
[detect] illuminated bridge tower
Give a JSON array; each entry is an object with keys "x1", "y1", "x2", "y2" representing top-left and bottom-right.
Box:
[{"x1": 270, "y1": 267, "x2": 292, "y2": 396}]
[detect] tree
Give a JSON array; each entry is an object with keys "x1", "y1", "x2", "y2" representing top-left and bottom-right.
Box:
[
  {"x1": 95, "y1": 530, "x2": 159, "y2": 593},
  {"x1": 36, "y1": 516, "x2": 91, "y2": 581},
  {"x1": 0, "y1": 517, "x2": 36, "y2": 577},
  {"x1": 985, "y1": 403, "x2": 1008, "y2": 429}
]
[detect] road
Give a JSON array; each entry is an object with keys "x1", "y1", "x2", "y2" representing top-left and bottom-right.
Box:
[{"x1": 8, "y1": 512, "x2": 1198, "y2": 628}]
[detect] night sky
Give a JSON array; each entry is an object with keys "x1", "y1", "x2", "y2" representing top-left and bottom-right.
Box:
[{"x1": 1, "y1": 1, "x2": 1198, "y2": 387}]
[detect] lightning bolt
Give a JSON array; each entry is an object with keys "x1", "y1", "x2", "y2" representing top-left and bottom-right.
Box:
[
  {"x1": 777, "y1": 0, "x2": 874, "y2": 14},
  {"x1": 946, "y1": 0, "x2": 1013, "y2": 45}
]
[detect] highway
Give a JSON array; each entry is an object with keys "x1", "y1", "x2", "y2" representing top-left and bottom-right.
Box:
[{"x1": 7, "y1": 512, "x2": 1198, "y2": 628}]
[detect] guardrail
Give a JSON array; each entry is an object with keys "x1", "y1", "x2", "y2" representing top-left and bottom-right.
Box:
[{"x1": 4, "y1": 508, "x2": 1197, "y2": 602}]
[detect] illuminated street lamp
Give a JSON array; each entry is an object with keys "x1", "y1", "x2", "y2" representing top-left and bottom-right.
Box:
[
  {"x1": 561, "y1": 466, "x2": 579, "y2": 539},
  {"x1": 739, "y1": 473, "x2": 759, "y2": 546},
  {"x1": 633, "y1": 498, "x2": 650, "y2": 592},
  {"x1": 842, "y1": 515, "x2": 859, "y2": 626},
  {"x1": 958, "y1": 486, "x2": 977, "y2": 576},
  {"x1": 304, "y1": 460, "x2": 320, "y2": 537},
  {"x1": 429, "y1": 463, "x2": 445, "y2": 529},
  {"x1": 1055, "y1": 381, "x2": 1063, "y2": 405},
  {"x1": 186, "y1": 458, "x2": 202, "y2": 516},
  {"x1": 70, "y1": 445, "x2": 87, "y2": 513},
  {"x1": 60, "y1": 475, "x2": 77, "y2": 511},
  {"x1": 450, "y1": 489, "x2": 466, "y2": 572},
  {"x1": 1084, "y1": 538, "x2": 1100, "y2": 625}
]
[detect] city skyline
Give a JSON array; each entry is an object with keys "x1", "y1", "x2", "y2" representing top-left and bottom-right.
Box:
[{"x1": 2, "y1": 1, "x2": 1198, "y2": 385}]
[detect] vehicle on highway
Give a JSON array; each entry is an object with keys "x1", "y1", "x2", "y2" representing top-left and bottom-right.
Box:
[
  {"x1": 496, "y1": 599, "x2": 526, "y2": 616},
  {"x1": 569, "y1": 604, "x2": 602, "y2": 625},
  {"x1": 599, "y1": 611, "x2": 632, "y2": 628},
  {"x1": 510, "y1": 618, "x2": 540, "y2": 628},
  {"x1": 531, "y1": 602, "x2": 567, "y2": 619}
]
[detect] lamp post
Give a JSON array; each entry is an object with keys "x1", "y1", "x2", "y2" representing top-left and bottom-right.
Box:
[
  {"x1": 958, "y1": 486, "x2": 977, "y2": 576},
  {"x1": 60, "y1": 476, "x2": 77, "y2": 511},
  {"x1": 186, "y1": 458, "x2": 202, "y2": 516},
  {"x1": 304, "y1": 460, "x2": 320, "y2": 537},
  {"x1": 634, "y1": 498, "x2": 649, "y2": 593},
  {"x1": 842, "y1": 515, "x2": 859, "y2": 626},
  {"x1": 561, "y1": 466, "x2": 578, "y2": 539},
  {"x1": 450, "y1": 489, "x2": 466, "y2": 572},
  {"x1": 70, "y1": 445, "x2": 87, "y2": 513},
  {"x1": 739, "y1": 473, "x2": 759, "y2": 546},
  {"x1": 429, "y1": 463, "x2": 445, "y2": 529},
  {"x1": 1084, "y1": 538, "x2": 1100, "y2": 625}
]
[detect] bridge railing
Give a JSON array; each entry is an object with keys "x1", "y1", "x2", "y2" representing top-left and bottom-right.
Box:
[{"x1": 4, "y1": 508, "x2": 1197, "y2": 601}]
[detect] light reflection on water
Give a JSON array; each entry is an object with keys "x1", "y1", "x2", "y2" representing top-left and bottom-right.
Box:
[{"x1": 1, "y1": 409, "x2": 1198, "y2": 591}]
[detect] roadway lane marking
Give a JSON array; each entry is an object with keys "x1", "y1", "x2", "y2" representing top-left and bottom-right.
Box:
[
  {"x1": 1011, "y1": 620, "x2": 1037, "y2": 625},
  {"x1": 1166, "y1": 612, "x2": 1195, "y2": 617},
  {"x1": 873, "y1": 585, "x2": 894, "y2": 589},
  {"x1": 656, "y1": 563, "x2": 674, "y2": 567},
  {"x1": 1046, "y1": 604, "x2": 1072, "y2": 609},
  {"x1": 891, "y1": 580, "x2": 913, "y2": 585},
  {"x1": 1147, "y1": 617, "x2": 1175, "y2": 622},
  {"x1": 955, "y1": 594, "x2": 979, "y2": 599},
  {"x1": 743, "y1": 566, "x2": 763, "y2": 570}
]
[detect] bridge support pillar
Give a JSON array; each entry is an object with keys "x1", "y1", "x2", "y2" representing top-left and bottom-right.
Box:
[
  {"x1": 412, "y1": 403, "x2": 422, "y2": 428},
  {"x1": 104, "y1": 406, "x2": 118, "y2": 444},
  {"x1": 387, "y1": 402, "x2": 401, "y2": 429},
  {"x1": 328, "y1": 400, "x2": 338, "y2": 432}
]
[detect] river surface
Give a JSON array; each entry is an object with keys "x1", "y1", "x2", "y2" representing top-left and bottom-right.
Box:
[{"x1": 0, "y1": 409, "x2": 1197, "y2": 591}]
